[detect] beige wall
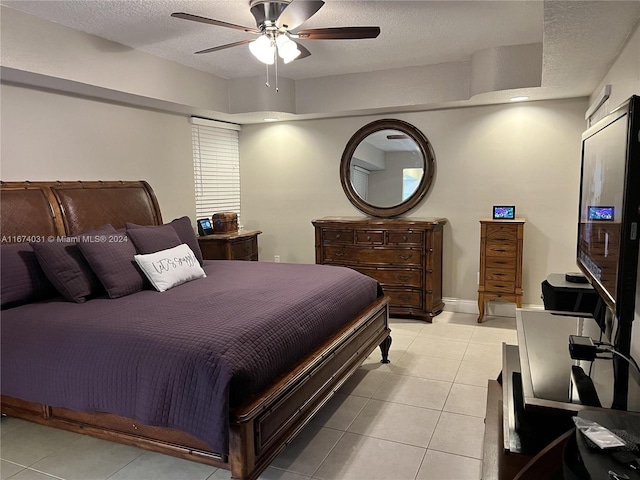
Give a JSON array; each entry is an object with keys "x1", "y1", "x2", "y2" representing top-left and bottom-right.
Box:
[
  {"x1": 240, "y1": 98, "x2": 588, "y2": 306},
  {"x1": 0, "y1": 83, "x2": 195, "y2": 223}
]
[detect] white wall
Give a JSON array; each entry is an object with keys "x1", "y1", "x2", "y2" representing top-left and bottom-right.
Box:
[
  {"x1": 240, "y1": 98, "x2": 588, "y2": 306},
  {"x1": 0, "y1": 83, "x2": 195, "y2": 223}
]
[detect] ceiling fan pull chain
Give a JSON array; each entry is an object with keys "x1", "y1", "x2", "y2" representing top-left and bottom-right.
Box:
[
  {"x1": 275, "y1": 53, "x2": 279, "y2": 93},
  {"x1": 265, "y1": 62, "x2": 270, "y2": 88}
]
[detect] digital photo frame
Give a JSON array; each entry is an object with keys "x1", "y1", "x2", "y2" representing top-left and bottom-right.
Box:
[{"x1": 492, "y1": 206, "x2": 515, "y2": 220}]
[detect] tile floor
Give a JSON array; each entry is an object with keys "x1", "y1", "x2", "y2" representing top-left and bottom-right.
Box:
[{"x1": 0, "y1": 312, "x2": 517, "y2": 480}]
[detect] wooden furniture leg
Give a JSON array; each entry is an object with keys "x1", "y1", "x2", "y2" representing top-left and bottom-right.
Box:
[
  {"x1": 477, "y1": 293, "x2": 485, "y2": 323},
  {"x1": 379, "y1": 335, "x2": 392, "y2": 363}
]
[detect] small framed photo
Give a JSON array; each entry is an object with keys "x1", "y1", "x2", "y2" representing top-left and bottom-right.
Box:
[
  {"x1": 588, "y1": 206, "x2": 614, "y2": 221},
  {"x1": 493, "y1": 206, "x2": 515, "y2": 220}
]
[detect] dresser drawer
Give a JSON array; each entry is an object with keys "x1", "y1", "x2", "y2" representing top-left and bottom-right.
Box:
[
  {"x1": 355, "y1": 230, "x2": 384, "y2": 245},
  {"x1": 485, "y1": 279, "x2": 516, "y2": 293},
  {"x1": 322, "y1": 229, "x2": 354, "y2": 244},
  {"x1": 486, "y1": 257, "x2": 516, "y2": 269},
  {"x1": 386, "y1": 289, "x2": 423, "y2": 309},
  {"x1": 485, "y1": 268, "x2": 515, "y2": 282},
  {"x1": 353, "y1": 267, "x2": 422, "y2": 288},
  {"x1": 323, "y1": 246, "x2": 422, "y2": 266},
  {"x1": 486, "y1": 224, "x2": 519, "y2": 241},
  {"x1": 232, "y1": 238, "x2": 257, "y2": 259},
  {"x1": 387, "y1": 231, "x2": 424, "y2": 245},
  {"x1": 485, "y1": 243, "x2": 517, "y2": 257}
]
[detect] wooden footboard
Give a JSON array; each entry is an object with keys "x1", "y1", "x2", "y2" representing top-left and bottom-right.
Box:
[{"x1": 2, "y1": 296, "x2": 390, "y2": 480}]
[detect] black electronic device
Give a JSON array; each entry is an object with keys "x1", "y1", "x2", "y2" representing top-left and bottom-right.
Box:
[
  {"x1": 569, "y1": 335, "x2": 597, "y2": 361},
  {"x1": 565, "y1": 272, "x2": 589, "y2": 283},
  {"x1": 197, "y1": 218, "x2": 214, "y2": 236},
  {"x1": 576, "y1": 95, "x2": 640, "y2": 410}
]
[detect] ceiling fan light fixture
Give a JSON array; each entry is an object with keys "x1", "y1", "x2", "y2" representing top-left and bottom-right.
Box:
[
  {"x1": 249, "y1": 34, "x2": 275, "y2": 64},
  {"x1": 276, "y1": 34, "x2": 300, "y2": 63}
]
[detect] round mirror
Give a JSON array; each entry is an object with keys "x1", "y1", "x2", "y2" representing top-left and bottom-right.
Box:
[{"x1": 340, "y1": 119, "x2": 435, "y2": 217}]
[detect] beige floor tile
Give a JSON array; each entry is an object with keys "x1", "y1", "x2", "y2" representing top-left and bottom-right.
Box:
[
  {"x1": 271, "y1": 425, "x2": 343, "y2": 476},
  {"x1": 428, "y1": 412, "x2": 485, "y2": 459},
  {"x1": 347, "y1": 399, "x2": 440, "y2": 447},
  {"x1": 30, "y1": 436, "x2": 143, "y2": 480},
  {"x1": 416, "y1": 450, "x2": 481, "y2": 480},
  {"x1": 405, "y1": 336, "x2": 468, "y2": 360},
  {"x1": 462, "y1": 343, "x2": 503, "y2": 368},
  {"x1": 477, "y1": 315, "x2": 516, "y2": 329},
  {"x1": 388, "y1": 318, "x2": 426, "y2": 336},
  {"x1": 454, "y1": 360, "x2": 502, "y2": 387},
  {"x1": 417, "y1": 322, "x2": 475, "y2": 342},
  {"x1": 313, "y1": 432, "x2": 425, "y2": 480},
  {"x1": 309, "y1": 393, "x2": 369, "y2": 431},
  {"x1": 0, "y1": 419, "x2": 84, "y2": 467},
  {"x1": 2, "y1": 469, "x2": 61, "y2": 480},
  {"x1": 435, "y1": 311, "x2": 479, "y2": 326},
  {"x1": 338, "y1": 369, "x2": 389, "y2": 398},
  {"x1": 390, "y1": 352, "x2": 461, "y2": 382},
  {"x1": 258, "y1": 467, "x2": 313, "y2": 480},
  {"x1": 106, "y1": 450, "x2": 216, "y2": 480},
  {"x1": 208, "y1": 469, "x2": 232, "y2": 479},
  {"x1": 469, "y1": 327, "x2": 518, "y2": 345},
  {"x1": 443, "y1": 384, "x2": 488, "y2": 418},
  {"x1": 1, "y1": 460, "x2": 25, "y2": 480},
  {"x1": 373, "y1": 373, "x2": 452, "y2": 410}
]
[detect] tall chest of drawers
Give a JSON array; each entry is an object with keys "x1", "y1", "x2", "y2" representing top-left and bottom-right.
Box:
[
  {"x1": 477, "y1": 219, "x2": 525, "y2": 323},
  {"x1": 313, "y1": 217, "x2": 447, "y2": 321}
]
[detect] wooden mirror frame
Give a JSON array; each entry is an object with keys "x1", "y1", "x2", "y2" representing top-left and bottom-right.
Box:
[{"x1": 340, "y1": 119, "x2": 436, "y2": 218}]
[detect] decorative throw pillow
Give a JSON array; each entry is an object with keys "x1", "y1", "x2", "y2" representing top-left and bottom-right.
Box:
[
  {"x1": 126, "y1": 216, "x2": 204, "y2": 266},
  {"x1": 134, "y1": 244, "x2": 206, "y2": 292},
  {"x1": 126, "y1": 224, "x2": 182, "y2": 255},
  {"x1": 77, "y1": 225, "x2": 146, "y2": 299},
  {"x1": 1, "y1": 243, "x2": 57, "y2": 309},
  {"x1": 30, "y1": 226, "x2": 114, "y2": 303}
]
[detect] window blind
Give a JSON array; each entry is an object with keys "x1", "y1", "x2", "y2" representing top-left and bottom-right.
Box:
[{"x1": 190, "y1": 117, "x2": 241, "y2": 222}]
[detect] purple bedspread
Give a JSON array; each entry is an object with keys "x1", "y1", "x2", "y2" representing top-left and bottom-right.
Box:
[{"x1": 1, "y1": 261, "x2": 380, "y2": 454}]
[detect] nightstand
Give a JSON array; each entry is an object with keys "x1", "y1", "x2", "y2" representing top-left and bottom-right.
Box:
[{"x1": 198, "y1": 230, "x2": 261, "y2": 261}]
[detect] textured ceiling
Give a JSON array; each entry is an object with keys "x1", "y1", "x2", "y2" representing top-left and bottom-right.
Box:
[{"x1": 2, "y1": 0, "x2": 639, "y2": 121}]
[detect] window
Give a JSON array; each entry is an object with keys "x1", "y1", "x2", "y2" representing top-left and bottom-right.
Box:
[
  {"x1": 352, "y1": 165, "x2": 370, "y2": 201},
  {"x1": 190, "y1": 117, "x2": 241, "y2": 222}
]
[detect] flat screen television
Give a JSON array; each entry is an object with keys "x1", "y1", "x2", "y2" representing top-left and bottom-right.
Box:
[{"x1": 577, "y1": 95, "x2": 640, "y2": 409}]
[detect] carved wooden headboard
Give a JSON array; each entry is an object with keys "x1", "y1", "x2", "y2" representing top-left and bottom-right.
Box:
[{"x1": 0, "y1": 181, "x2": 163, "y2": 242}]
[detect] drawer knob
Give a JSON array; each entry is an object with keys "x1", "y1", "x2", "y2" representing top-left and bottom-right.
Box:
[
  {"x1": 426, "y1": 290, "x2": 433, "y2": 294},
  {"x1": 398, "y1": 253, "x2": 413, "y2": 260},
  {"x1": 397, "y1": 275, "x2": 411, "y2": 282},
  {"x1": 427, "y1": 269, "x2": 433, "y2": 274},
  {"x1": 334, "y1": 251, "x2": 345, "y2": 257},
  {"x1": 367, "y1": 235, "x2": 371, "y2": 241},
  {"x1": 336, "y1": 234, "x2": 340, "y2": 239},
  {"x1": 428, "y1": 248, "x2": 434, "y2": 253},
  {"x1": 403, "y1": 235, "x2": 408, "y2": 241}
]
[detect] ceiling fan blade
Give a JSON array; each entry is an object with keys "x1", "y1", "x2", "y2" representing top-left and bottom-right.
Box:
[
  {"x1": 277, "y1": 0, "x2": 325, "y2": 30},
  {"x1": 387, "y1": 134, "x2": 409, "y2": 140},
  {"x1": 295, "y1": 26, "x2": 381, "y2": 40},
  {"x1": 171, "y1": 12, "x2": 260, "y2": 34},
  {"x1": 195, "y1": 39, "x2": 254, "y2": 55},
  {"x1": 293, "y1": 41, "x2": 311, "y2": 60}
]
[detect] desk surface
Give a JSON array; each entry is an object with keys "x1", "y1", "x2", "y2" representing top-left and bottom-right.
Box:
[
  {"x1": 516, "y1": 309, "x2": 640, "y2": 414},
  {"x1": 546, "y1": 273, "x2": 596, "y2": 291}
]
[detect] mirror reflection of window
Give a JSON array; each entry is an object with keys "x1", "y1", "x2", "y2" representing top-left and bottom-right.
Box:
[
  {"x1": 403, "y1": 168, "x2": 423, "y2": 200},
  {"x1": 351, "y1": 165, "x2": 370, "y2": 201}
]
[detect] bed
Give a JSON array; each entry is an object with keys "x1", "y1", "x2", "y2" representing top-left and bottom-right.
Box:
[{"x1": 0, "y1": 180, "x2": 391, "y2": 480}]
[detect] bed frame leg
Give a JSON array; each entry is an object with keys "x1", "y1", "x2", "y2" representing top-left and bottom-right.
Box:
[{"x1": 379, "y1": 335, "x2": 392, "y2": 364}]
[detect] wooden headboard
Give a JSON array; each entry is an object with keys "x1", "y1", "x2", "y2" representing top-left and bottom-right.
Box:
[{"x1": 1, "y1": 181, "x2": 163, "y2": 241}]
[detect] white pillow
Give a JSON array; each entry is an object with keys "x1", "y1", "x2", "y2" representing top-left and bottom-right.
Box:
[{"x1": 134, "y1": 244, "x2": 206, "y2": 292}]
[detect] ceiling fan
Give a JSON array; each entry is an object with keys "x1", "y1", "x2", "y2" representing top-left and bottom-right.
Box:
[{"x1": 171, "y1": 0, "x2": 381, "y2": 65}]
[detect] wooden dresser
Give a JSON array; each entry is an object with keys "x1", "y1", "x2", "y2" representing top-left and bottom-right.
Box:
[
  {"x1": 313, "y1": 217, "x2": 447, "y2": 321},
  {"x1": 477, "y1": 219, "x2": 524, "y2": 323},
  {"x1": 198, "y1": 229, "x2": 261, "y2": 261}
]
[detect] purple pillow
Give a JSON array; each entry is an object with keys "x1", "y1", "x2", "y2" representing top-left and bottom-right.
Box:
[
  {"x1": 76, "y1": 225, "x2": 145, "y2": 299},
  {"x1": 126, "y1": 224, "x2": 182, "y2": 255},
  {"x1": 1, "y1": 243, "x2": 57, "y2": 309},
  {"x1": 30, "y1": 228, "x2": 112, "y2": 303},
  {"x1": 127, "y1": 216, "x2": 204, "y2": 266}
]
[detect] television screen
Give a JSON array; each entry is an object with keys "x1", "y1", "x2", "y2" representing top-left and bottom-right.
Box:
[{"x1": 587, "y1": 206, "x2": 614, "y2": 221}]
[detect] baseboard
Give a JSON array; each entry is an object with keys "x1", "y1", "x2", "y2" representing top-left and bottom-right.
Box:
[{"x1": 443, "y1": 297, "x2": 544, "y2": 317}]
